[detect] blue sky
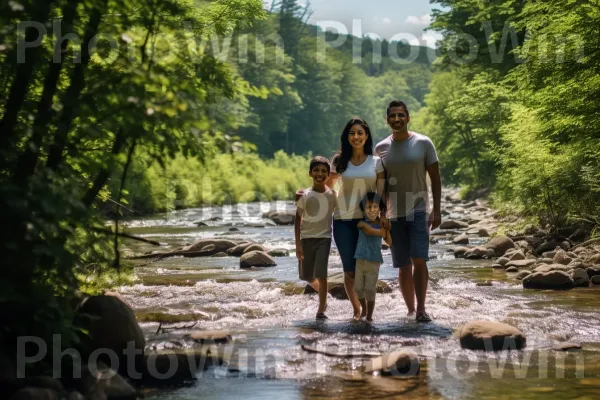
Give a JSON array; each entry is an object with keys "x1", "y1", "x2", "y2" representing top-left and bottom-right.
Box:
[{"x1": 264, "y1": 0, "x2": 443, "y2": 47}]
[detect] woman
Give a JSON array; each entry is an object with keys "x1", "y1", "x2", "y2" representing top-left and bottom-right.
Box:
[{"x1": 326, "y1": 117, "x2": 386, "y2": 321}]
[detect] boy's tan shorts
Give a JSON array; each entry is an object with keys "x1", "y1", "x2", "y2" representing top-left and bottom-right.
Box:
[{"x1": 299, "y1": 238, "x2": 331, "y2": 281}]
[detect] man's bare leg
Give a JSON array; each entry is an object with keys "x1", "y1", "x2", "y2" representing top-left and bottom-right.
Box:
[
  {"x1": 317, "y1": 277, "x2": 328, "y2": 314},
  {"x1": 398, "y1": 265, "x2": 416, "y2": 315},
  {"x1": 412, "y1": 258, "x2": 429, "y2": 314}
]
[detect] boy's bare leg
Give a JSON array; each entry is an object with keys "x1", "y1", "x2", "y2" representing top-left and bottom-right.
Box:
[
  {"x1": 344, "y1": 272, "x2": 362, "y2": 319},
  {"x1": 366, "y1": 300, "x2": 375, "y2": 321},
  {"x1": 317, "y1": 277, "x2": 328, "y2": 314},
  {"x1": 308, "y1": 278, "x2": 319, "y2": 292},
  {"x1": 358, "y1": 298, "x2": 367, "y2": 318},
  {"x1": 398, "y1": 265, "x2": 416, "y2": 315}
]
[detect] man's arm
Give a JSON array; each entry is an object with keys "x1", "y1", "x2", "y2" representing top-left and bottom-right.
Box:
[
  {"x1": 376, "y1": 170, "x2": 389, "y2": 229},
  {"x1": 426, "y1": 161, "x2": 442, "y2": 230}
]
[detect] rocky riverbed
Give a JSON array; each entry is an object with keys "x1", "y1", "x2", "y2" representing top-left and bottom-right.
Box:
[{"x1": 9, "y1": 191, "x2": 600, "y2": 399}]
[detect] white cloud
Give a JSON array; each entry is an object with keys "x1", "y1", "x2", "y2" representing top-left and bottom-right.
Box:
[
  {"x1": 406, "y1": 14, "x2": 432, "y2": 26},
  {"x1": 382, "y1": 17, "x2": 391, "y2": 24}
]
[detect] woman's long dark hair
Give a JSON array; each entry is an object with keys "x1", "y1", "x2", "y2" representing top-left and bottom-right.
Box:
[{"x1": 332, "y1": 117, "x2": 373, "y2": 175}]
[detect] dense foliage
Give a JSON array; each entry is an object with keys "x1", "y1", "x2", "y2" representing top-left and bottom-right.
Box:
[
  {"x1": 0, "y1": 0, "x2": 433, "y2": 348},
  {"x1": 414, "y1": 0, "x2": 600, "y2": 230}
]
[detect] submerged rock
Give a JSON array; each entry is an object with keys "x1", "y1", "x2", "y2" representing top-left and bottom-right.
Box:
[
  {"x1": 553, "y1": 342, "x2": 582, "y2": 351},
  {"x1": 456, "y1": 321, "x2": 526, "y2": 351},
  {"x1": 183, "y1": 239, "x2": 236, "y2": 254},
  {"x1": 361, "y1": 351, "x2": 420, "y2": 376},
  {"x1": 268, "y1": 248, "x2": 290, "y2": 257},
  {"x1": 187, "y1": 330, "x2": 232, "y2": 344},
  {"x1": 303, "y1": 273, "x2": 392, "y2": 299}
]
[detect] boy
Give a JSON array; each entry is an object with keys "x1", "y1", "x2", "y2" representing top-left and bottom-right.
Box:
[
  {"x1": 295, "y1": 156, "x2": 337, "y2": 320},
  {"x1": 355, "y1": 192, "x2": 392, "y2": 323}
]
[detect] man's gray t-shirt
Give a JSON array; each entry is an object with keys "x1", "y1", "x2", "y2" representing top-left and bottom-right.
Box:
[{"x1": 375, "y1": 132, "x2": 438, "y2": 219}]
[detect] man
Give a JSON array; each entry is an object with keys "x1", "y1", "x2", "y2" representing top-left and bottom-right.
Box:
[{"x1": 375, "y1": 100, "x2": 442, "y2": 322}]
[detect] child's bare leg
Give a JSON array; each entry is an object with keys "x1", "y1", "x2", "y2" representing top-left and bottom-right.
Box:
[
  {"x1": 358, "y1": 298, "x2": 367, "y2": 318},
  {"x1": 317, "y1": 277, "x2": 327, "y2": 314},
  {"x1": 308, "y1": 278, "x2": 319, "y2": 292},
  {"x1": 366, "y1": 300, "x2": 375, "y2": 321}
]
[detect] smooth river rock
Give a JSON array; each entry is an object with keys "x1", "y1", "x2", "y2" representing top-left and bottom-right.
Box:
[
  {"x1": 240, "y1": 251, "x2": 277, "y2": 268},
  {"x1": 361, "y1": 351, "x2": 420, "y2": 376},
  {"x1": 456, "y1": 321, "x2": 526, "y2": 351},
  {"x1": 522, "y1": 271, "x2": 574, "y2": 290}
]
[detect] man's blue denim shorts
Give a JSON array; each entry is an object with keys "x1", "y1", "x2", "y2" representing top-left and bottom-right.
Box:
[{"x1": 389, "y1": 211, "x2": 430, "y2": 267}]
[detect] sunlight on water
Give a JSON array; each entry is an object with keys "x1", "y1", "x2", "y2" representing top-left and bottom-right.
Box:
[{"x1": 119, "y1": 203, "x2": 600, "y2": 400}]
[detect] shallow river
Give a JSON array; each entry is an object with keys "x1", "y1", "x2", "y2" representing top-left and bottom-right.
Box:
[{"x1": 117, "y1": 202, "x2": 600, "y2": 400}]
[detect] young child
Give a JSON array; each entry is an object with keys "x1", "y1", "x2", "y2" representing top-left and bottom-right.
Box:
[
  {"x1": 354, "y1": 192, "x2": 392, "y2": 323},
  {"x1": 295, "y1": 156, "x2": 337, "y2": 320}
]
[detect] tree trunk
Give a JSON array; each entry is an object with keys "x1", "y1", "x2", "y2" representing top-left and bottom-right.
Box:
[
  {"x1": 113, "y1": 140, "x2": 137, "y2": 269},
  {"x1": 82, "y1": 132, "x2": 126, "y2": 207},
  {"x1": 13, "y1": 0, "x2": 81, "y2": 184},
  {"x1": 46, "y1": 0, "x2": 108, "y2": 171},
  {"x1": 0, "y1": 2, "x2": 53, "y2": 150}
]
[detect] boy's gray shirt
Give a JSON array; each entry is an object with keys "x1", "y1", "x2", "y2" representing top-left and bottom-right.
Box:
[{"x1": 375, "y1": 132, "x2": 438, "y2": 219}]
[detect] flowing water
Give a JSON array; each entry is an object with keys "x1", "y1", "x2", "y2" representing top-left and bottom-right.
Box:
[{"x1": 117, "y1": 202, "x2": 600, "y2": 400}]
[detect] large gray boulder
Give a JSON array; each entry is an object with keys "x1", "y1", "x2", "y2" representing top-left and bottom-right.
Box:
[
  {"x1": 522, "y1": 271, "x2": 574, "y2": 289},
  {"x1": 485, "y1": 236, "x2": 515, "y2": 257},
  {"x1": 73, "y1": 294, "x2": 145, "y2": 361},
  {"x1": 240, "y1": 251, "x2": 277, "y2": 269},
  {"x1": 456, "y1": 321, "x2": 526, "y2": 351}
]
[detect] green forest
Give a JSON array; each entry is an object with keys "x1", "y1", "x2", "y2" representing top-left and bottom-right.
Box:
[{"x1": 1, "y1": 0, "x2": 600, "y2": 359}]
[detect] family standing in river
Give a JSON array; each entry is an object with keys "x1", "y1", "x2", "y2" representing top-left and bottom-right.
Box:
[{"x1": 294, "y1": 100, "x2": 442, "y2": 323}]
